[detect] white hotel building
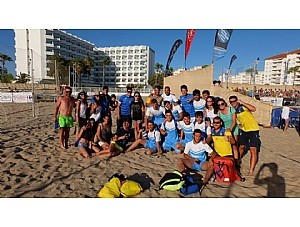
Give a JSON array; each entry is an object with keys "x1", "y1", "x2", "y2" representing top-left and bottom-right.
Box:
[
  {"x1": 93, "y1": 46, "x2": 155, "y2": 88},
  {"x1": 14, "y1": 29, "x2": 95, "y2": 83},
  {"x1": 14, "y1": 29, "x2": 155, "y2": 88},
  {"x1": 264, "y1": 49, "x2": 300, "y2": 86}
]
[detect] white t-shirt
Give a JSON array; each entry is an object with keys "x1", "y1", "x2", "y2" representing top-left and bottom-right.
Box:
[
  {"x1": 162, "y1": 93, "x2": 178, "y2": 104},
  {"x1": 184, "y1": 141, "x2": 213, "y2": 161},
  {"x1": 281, "y1": 106, "x2": 290, "y2": 119},
  {"x1": 147, "y1": 130, "x2": 161, "y2": 142},
  {"x1": 194, "y1": 121, "x2": 212, "y2": 135},
  {"x1": 193, "y1": 99, "x2": 206, "y2": 112}
]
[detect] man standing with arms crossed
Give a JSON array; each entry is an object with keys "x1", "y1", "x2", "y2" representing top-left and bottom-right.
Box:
[{"x1": 53, "y1": 86, "x2": 75, "y2": 149}]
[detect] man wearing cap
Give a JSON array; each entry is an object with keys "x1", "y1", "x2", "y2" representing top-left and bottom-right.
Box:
[{"x1": 117, "y1": 86, "x2": 134, "y2": 130}]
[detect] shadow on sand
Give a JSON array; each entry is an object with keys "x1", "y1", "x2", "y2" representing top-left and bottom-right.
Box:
[{"x1": 254, "y1": 162, "x2": 285, "y2": 198}]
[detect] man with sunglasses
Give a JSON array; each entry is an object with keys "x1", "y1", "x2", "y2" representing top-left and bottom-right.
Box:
[
  {"x1": 200, "y1": 116, "x2": 241, "y2": 194},
  {"x1": 229, "y1": 95, "x2": 260, "y2": 176},
  {"x1": 53, "y1": 86, "x2": 75, "y2": 149},
  {"x1": 117, "y1": 86, "x2": 134, "y2": 130}
]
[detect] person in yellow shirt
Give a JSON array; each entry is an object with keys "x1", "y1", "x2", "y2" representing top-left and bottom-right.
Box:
[{"x1": 229, "y1": 95, "x2": 260, "y2": 176}]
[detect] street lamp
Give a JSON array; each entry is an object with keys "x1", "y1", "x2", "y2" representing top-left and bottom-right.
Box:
[{"x1": 284, "y1": 59, "x2": 290, "y2": 91}]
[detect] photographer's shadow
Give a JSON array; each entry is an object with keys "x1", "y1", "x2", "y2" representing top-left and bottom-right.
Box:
[{"x1": 254, "y1": 162, "x2": 285, "y2": 198}]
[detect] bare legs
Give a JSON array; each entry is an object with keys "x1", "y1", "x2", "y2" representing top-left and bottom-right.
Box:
[
  {"x1": 239, "y1": 145, "x2": 258, "y2": 176},
  {"x1": 59, "y1": 127, "x2": 71, "y2": 149},
  {"x1": 124, "y1": 139, "x2": 146, "y2": 153}
]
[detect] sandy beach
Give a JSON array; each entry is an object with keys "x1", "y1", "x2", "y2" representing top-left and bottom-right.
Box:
[{"x1": 0, "y1": 101, "x2": 299, "y2": 198}]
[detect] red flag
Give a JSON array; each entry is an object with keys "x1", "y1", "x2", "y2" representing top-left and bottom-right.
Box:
[{"x1": 185, "y1": 29, "x2": 196, "y2": 60}]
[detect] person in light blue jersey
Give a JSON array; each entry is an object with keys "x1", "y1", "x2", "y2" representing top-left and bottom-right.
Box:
[
  {"x1": 125, "y1": 121, "x2": 162, "y2": 156},
  {"x1": 179, "y1": 85, "x2": 195, "y2": 121},
  {"x1": 176, "y1": 112, "x2": 194, "y2": 152},
  {"x1": 193, "y1": 89, "x2": 206, "y2": 114},
  {"x1": 145, "y1": 99, "x2": 165, "y2": 130},
  {"x1": 177, "y1": 129, "x2": 213, "y2": 174},
  {"x1": 164, "y1": 100, "x2": 183, "y2": 122},
  {"x1": 194, "y1": 111, "x2": 212, "y2": 142},
  {"x1": 160, "y1": 110, "x2": 180, "y2": 152}
]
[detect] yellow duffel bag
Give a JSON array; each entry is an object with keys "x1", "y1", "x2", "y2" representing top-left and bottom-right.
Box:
[
  {"x1": 120, "y1": 180, "x2": 143, "y2": 198},
  {"x1": 97, "y1": 177, "x2": 122, "y2": 198}
]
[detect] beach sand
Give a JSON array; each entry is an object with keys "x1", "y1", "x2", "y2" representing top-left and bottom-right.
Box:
[{"x1": 0, "y1": 102, "x2": 299, "y2": 198}]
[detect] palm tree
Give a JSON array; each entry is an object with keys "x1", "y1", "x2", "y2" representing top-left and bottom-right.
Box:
[
  {"x1": 71, "y1": 58, "x2": 85, "y2": 88},
  {"x1": 47, "y1": 54, "x2": 68, "y2": 86},
  {"x1": 83, "y1": 56, "x2": 94, "y2": 80},
  {"x1": 0, "y1": 53, "x2": 13, "y2": 82},
  {"x1": 154, "y1": 62, "x2": 164, "y2": 85},
  {"x1": 100, "y1": 56, "x2": 111, "y2": 87},
  {"x1": 288, "y1": 66, "x2": 300, "y2": 86},
  {"x1": 15, "y1": 73, "x2": 30, "y2": 83}
]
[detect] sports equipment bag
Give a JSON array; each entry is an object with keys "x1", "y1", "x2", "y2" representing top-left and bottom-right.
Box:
[
  {"x1": 213, "y1": 157, "x2": 242, "y2": 183},
  {"x1": 159, "y1": 170, "x2": 185, "y2": 191},
  {"x1": 180, "y1": 175, "x2": 200, "y2": 196}
]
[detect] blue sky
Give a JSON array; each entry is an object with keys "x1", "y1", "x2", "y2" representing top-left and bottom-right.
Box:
[{"x1": 2, "y1": 29, "x2": 300, "y2": 80}]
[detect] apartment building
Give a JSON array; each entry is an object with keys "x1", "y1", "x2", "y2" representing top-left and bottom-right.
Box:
[
  {"x1": 14, "y1": 29, "x2": 95, "y2": 83},
  {"x1": 93, "y1": 46, "x2": 155, "y2": 88},
  {"x1": 219, "y1": 71, "x2": 265, "y2": 85},
  {"x1": 14, "y1": 29, "x2": 155, "y2": 88},
  {"x1": 264, "y1": 49, "x2": 300, "y2": 86}
]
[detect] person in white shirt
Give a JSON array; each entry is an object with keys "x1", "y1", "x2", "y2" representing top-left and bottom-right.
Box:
[
  {"x1": 162, "y1": 86, "x2": 178, "y2": 104},
  {"x1": 281, "y1": 102, "x2": 290, "y2": 133},
  {"x1": 193, "y1": 89, "x2": 206, "y2": 114},
  {"x1": 164, "y1": 100, "x2": 183, "y2": 122},
  {"x1": 177, "y1": 129, "x2": 214, "y2": 174},
  {"x1": 125, "y1": 121, "x2": 162, "y2": 155}
]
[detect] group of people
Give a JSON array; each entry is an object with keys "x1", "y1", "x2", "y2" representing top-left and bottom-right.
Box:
[{"x1": 54, "y1": 83, "x2": 261, "y2": 187}]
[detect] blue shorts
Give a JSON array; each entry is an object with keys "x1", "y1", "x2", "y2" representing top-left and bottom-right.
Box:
[
  {"x1": 162, "y1": 141, "x2": 178, "y2": 151},
  {"x1": 145, "y1": 141, "x2": 157, "y2": 152},
  {"x1": 78, "y1": 142, "x2": 88, "y2": 148},
  {"x1": 191, "y1": 160, "x2": 205, "y2": 171}
]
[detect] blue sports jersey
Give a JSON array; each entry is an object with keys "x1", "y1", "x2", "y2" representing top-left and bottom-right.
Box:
[
  {"x1": 180, "y1": 94, "x2": 195, "y2": 118},
  {"x1": 119, "y1": 94, "x2": 134, "y2": 115}
]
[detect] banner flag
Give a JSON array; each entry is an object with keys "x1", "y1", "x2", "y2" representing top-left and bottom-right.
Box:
[
  {"x1": 185, "y1": 29, "x2": 196, "y2": 60},
  {"x1": 213, "y1": 29, "x2": 233, "y2": 61},
  {"x1": 165, "y1": 39, "x2": 183, "y2": 76},
  {"x1": 229, "y1": 54, "x2": 237, "y2": 69}
]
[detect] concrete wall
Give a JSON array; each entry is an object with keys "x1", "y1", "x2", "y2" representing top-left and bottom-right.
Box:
[
  {"x1": 164, "y1": 65, "x2": 214, "y2": 98},
  {"x1": 164, "y1": 64, "x2": 273, "y2": 126}
]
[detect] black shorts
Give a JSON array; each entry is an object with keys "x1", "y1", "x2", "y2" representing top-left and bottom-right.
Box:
[{"x1": 238, "y1": 130, "x2": 259, "y2": 148}]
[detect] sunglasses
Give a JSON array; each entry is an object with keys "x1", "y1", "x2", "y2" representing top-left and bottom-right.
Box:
[
  {"x1": 65, "y1": 90, "x2": 71, "y2": 93},
  {"x1": 134, "y1": 95, "x2": 139, "y2": 97},
  {"x1": 229, "y1": 100, "x2": 237, "y2": 104},
  {"x1": 213, "y1": 121, "x2": 221, "y2": 124},
  {"x1": 127, "y1": 90, "x2": 132, "y2": 93},
  {"x1": 218, "y1": 103, "x2": 225, "y2": 107}
]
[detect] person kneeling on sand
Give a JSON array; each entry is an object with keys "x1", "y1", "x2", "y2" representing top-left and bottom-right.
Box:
[
  {"x1": 177, "y1": 129, "x2": 214, "y2": 174},
  {"x1": 124, "y1": 120, "x2": 163, "y2": 156},
  {"x1": 76, "y1": 118, "x2": 101, "y2": 158}
]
